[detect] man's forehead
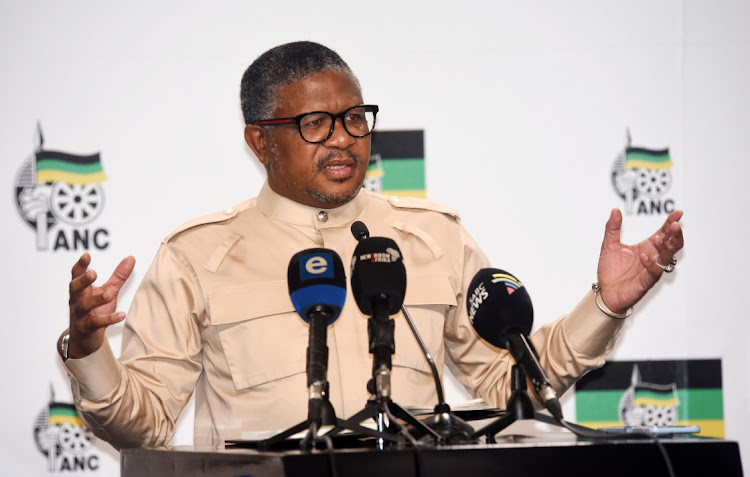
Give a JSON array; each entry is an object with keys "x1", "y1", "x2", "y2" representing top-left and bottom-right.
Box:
[{"x1": 274, "y1": 70, "x2": 363, "y2": 114}]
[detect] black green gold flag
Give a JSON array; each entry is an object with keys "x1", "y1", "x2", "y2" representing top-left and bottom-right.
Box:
[
  {"x1": 625, "y1": 146, "x2": 673, "y2": 170},
  {"x1": 367, "y1": 130, "x2": 425, "y2": 198},
  {"x1": 48, "y1": 402, "x2": 84, "y2": 427},
  {"x1": 575, "y1": 359, "x2": 724, "y2": 437},
  {"x1": 36, "y1": 150, "x2": 107, "y2": 185}
]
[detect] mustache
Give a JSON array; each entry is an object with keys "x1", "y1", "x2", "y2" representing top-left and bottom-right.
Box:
[{"x1": 315, "y1": 151, "x2": 361, "y2": 170}]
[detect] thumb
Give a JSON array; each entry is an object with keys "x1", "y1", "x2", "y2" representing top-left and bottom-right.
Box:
[{"x1": 601, "y1": 208, "x2": 622, "y2": 251}]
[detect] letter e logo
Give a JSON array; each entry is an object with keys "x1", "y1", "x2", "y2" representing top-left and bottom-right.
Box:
[
  {"x1": 305, "y1": 256, "x2": 328, "y2": 275},
  {"x1": 300, "y1": 252, "x2": 334, "y2": 280}
]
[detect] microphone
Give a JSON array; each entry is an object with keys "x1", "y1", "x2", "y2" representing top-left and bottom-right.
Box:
[
  {"x1": 288, "y1": 248, "x2": 347, "y2": 426},
  {"x1": 351, "y1": 220, "x2": 369, "y2": 241},
  {"x1": 351, "y1": 221, "x2": 443, "y2": 397},
  {"x1": 350, "y1": 236, "x2": 406, "y2": 317},
  {"x1": 351, "y1": 221, "x2": 474, "y2": 443},
  {"x1": 467, "y1": 268, "x2": 563, "y2": 420},
  {"x1": 350, "y1": 233, "x2": 406, "y2": 403}
]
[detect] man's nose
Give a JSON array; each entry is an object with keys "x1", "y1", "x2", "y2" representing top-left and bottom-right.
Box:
[{"x1": 323, "y1": 117, "x2": 355, "y2": 148}]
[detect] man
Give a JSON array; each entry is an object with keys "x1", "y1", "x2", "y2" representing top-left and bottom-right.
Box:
[{"x1": 60, "y1": 41, "x2": 684, "y2": 449}]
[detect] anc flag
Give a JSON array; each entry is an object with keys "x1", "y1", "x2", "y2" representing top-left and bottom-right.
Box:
[
  {"x1": 632, "y1": 384, "x2": 680, "y2": 408},
  {"x1": 368, "y1": 130, "x2": 425, "y2": 198},
  {"x1": 48, "y1": 402, "x2": 84, "y2": 427},
  {"x1": 625, "y1": 146, "x2": 673, "y2": 170},
  {"x1": 36, "y1": 150, "x2": 107, "y2": 185},
  {"x1": 575, "y1": 360, "x2": 724, "y2": 438}
]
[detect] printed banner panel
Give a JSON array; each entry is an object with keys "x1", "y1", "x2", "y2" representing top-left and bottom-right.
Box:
[{"x1": 575, "y1": 360, "x2": 724, "y2": 438}]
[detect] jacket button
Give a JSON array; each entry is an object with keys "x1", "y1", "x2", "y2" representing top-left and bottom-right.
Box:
[{"x1": 317, "y1": 211, "x2": 329, "y2": 222}]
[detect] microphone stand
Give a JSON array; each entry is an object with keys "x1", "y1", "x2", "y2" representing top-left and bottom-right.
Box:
[
  {"x1": 468, "y1": 365, "x2": 591, "y2": 442},
  {"x1": 329, "y1": 295, "x2": 441, "y2": 449},
  {"x1": 258, "y1": 305, "x2": 397, "y2": 451}
]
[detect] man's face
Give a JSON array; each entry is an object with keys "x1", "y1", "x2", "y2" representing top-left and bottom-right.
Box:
[{"x1": 246, "y1": 70, "x2": 371, "y2": 209}]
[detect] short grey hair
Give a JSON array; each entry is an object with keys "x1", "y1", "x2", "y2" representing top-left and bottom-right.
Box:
[{"x1": 240, "y1": 41, "x2": 361, "y2": 124}]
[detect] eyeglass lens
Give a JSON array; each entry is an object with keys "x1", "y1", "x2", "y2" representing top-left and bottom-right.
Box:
[{"x1": 299, "y1": 106, "x2": 375, "y2": 143}]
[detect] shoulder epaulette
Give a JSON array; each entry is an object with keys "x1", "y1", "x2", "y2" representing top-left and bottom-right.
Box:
[
  {"x1": 368, "y1": 191, "x2": 461, "y2": 221},
  {"x1": 163, "y1": 198, "x2": 254, "y2": 243}
]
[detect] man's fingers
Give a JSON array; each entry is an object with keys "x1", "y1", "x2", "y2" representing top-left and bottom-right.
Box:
[
  {"x1": 69, "y1": 256, "x2": 134, "y2": 300},
  {"x1": 640, "y1": 252, "x2": 663, "y2": 278},
  {"x1": 72, "y1": 288, "x2": 115, "y2": 316},
  {"x1": 660, "y1": 210, "x2": 683, "y2": 234},
  {"x1": 653, "y1": 216, "x2": 683, "y2": 263},
  {"x1": 73, "y1": 311, "x2": 126, "y2": 334},
  {"x1": 667, "y1": 221, "x2": 684, "y2": 252},
  {"x1": 69, "y1": 269, "x2": 97, "y2": 295},
  {"x1": 88, "y1": 311, "x2": 126, "y2": 329},
  {"x1": 67, "y1": 255, "x2": 130, "y2": 358},
  {"x1": 104, "y1": 256, "x2": 136, "y2": 289},
  {"x1": 70, "y1": 252, "x2": 91, "y2": 279}
]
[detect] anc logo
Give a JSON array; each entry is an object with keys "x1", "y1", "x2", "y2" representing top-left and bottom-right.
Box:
[
  {"x1": 33, "y1": 388, "x2": 100, "y2": 472},
  {"x1": 13, "y1": 124, "x2": 110, "y2": 251},
  {"x1": 619, "y1": 364, "x2": 679, "y2": 427},
  {"x1": 491, "y1": 273, "x2": 523, "y2": 296},
  {"x1": 611, "y1": 130, "x2": 677, "y2": 215}
]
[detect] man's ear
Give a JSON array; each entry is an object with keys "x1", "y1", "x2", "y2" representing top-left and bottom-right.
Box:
[{"x1": 244, "y1": 124, "x2": 271, "y2": 166}]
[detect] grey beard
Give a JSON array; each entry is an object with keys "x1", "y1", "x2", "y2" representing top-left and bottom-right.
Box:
[
  {"x1": 305, "y1": 150, "x2": 363, "y2": 206},
  {"x1": 305, "y1": 181, "x2": 363, "y2": 206}
]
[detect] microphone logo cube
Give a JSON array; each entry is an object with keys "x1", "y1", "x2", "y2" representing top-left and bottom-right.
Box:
[{"x1": 300, "y1": 253, "x2": 334, "y2": 280}]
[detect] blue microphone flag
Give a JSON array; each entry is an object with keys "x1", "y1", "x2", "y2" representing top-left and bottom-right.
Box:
[{"x1": 288, "y1": 249, "x2": 347, "y2": 324}]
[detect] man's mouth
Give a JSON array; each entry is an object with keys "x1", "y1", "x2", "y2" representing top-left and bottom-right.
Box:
[
  {"x1": 322, "y1": 162, "x2": 354, "y2": 179},
  {"x1": 318, "y1": 153, "x2": 360, "y2": 179}
]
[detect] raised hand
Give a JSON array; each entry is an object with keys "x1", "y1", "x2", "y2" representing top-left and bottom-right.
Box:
[
  {"x1": 597, "y1": 209, "x2": 684, "y2": 314},
  {"x1": 68, "y1": 253, "x2": 135, "y2": 359}
]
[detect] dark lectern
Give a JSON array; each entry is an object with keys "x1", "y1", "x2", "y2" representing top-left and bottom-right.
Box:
[{"x1": 122, "y1": 437, "x2": 743, "y2": 477}]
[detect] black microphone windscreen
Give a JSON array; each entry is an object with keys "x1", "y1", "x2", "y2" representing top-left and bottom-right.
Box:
[
  {"x1": 351, "y1": 221, "x2": 369, "y2": 241},
  {"x1": 350, "y1": 237, "x2": 406, "y2": 315},
  {"x1": 466, "y1": 268, "x2": 533, "y2": 349},
  {"x1": 288, "y1": 248, "x2": 347, "y2": 324}
]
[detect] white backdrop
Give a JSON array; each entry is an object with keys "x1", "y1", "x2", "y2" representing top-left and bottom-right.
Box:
[{"x1": 2, "y1": 1, "x2": 748, "y2": 475}]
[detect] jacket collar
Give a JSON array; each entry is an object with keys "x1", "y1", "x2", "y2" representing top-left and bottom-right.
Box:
[{"x1": 256, "y1": 181, "x2": 366, "y2": 229}]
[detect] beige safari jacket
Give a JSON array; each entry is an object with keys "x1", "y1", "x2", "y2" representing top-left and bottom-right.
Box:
[{"x1": 63, "y1": 182, "x2": 623, "y2": 449}]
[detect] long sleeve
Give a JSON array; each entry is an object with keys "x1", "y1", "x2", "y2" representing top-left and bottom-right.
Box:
[{"x1": 64, "y1": 244, "x2": 204, "y2": 449}]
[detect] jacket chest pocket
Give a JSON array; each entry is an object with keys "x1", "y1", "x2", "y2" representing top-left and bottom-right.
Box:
[
  {"x1": 393, "y1": 274, "x2": 457, "y2": 374},
  {"x1": 209, "y1": 280, "x2": 307, "y2": 391}
]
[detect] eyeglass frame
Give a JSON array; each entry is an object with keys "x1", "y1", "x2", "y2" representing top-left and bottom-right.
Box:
[{"x1": 251, "y1": 104, "x2": 379, "y2": 144}]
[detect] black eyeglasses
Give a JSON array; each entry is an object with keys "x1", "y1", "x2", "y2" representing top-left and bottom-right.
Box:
[{"x1": 253, "y1": 104, "x2": 379, "y2": 144}]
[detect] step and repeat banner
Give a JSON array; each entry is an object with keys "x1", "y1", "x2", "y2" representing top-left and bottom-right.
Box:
[{"x1": 2, "y1": 1, "x2": 748, "y2": 475}]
